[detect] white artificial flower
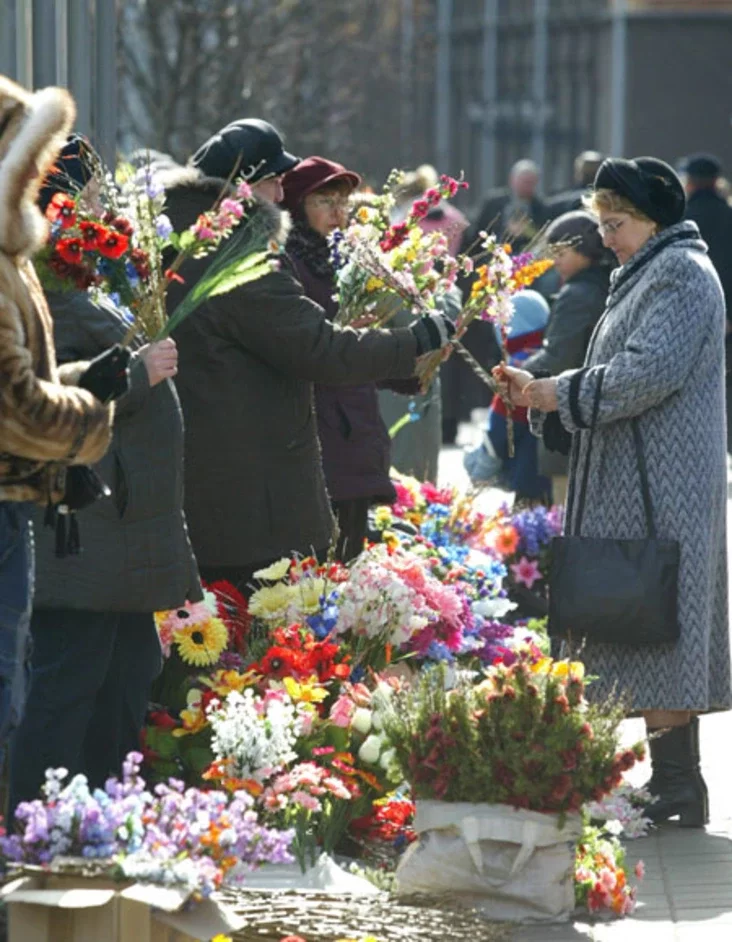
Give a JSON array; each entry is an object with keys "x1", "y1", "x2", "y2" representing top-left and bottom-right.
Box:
[
  {"x1": 351, "y1": 708, "x2": 373, "y2": 735},
  {"x1": 358, "y1": 734, "x2": 383, "y2": 765}
]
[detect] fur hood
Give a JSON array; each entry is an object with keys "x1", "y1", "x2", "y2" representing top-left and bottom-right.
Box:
[
  {"x1": 159, "y1": 164, "x2": 291, "y2": 247},
  {"x1": 0, "y1": 75, "x2": 76, "y2": 258}
]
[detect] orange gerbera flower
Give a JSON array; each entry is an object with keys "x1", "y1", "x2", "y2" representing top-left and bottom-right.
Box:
[{"x1": 494, "y1": 524, "x2": 519, "y2": 557}]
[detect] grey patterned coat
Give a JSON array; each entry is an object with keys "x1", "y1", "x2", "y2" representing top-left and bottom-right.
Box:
[{"x1": 535, "y1": 221, "x2": 730, "y2": 713}]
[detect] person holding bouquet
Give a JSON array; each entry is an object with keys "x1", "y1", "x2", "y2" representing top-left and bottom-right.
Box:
[
  {"x1": 0, "y1": 76, "x2": 116, "y2": 767},
  {"x1": 497, "y1": 157, "x2": 729, "y2": 826},
  {"x1": 282, "y1": 155, "x2": 419, "y2": 561},
  {"x1": 9, "y1": 135, "x2": 202, "y2": 812},
  {"x1": 162, "y1": 120, "x2": 455, "y2": 589}
]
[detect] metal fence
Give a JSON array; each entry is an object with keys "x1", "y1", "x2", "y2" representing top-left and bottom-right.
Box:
[
  {"x1": 438, "y1": 0, "x2": 620, "y2": 201},
  {"x1": 0, "y1": 0, "x2": 117, "y2": 167}
]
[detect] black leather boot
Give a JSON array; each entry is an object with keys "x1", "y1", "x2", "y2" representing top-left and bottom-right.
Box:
[{"x1": 645, "y1": 718, "x2": 709, "y2": 828}]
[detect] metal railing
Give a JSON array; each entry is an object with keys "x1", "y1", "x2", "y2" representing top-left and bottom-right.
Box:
[{"x1": 0, "y1": 0, "x2": 117, "y2": 167}]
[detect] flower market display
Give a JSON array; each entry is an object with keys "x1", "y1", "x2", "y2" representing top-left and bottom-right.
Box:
[
  {"x1": 113, "y1": 470, "x2": 650, "y2": 928},
  {"x1": 0, "y1": 751, "x2": 293, "y2": 898}
]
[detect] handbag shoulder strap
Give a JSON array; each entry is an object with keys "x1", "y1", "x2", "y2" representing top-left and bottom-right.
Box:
[
  {"x1": 630, "y1": 418, "x2": 657, "y2": 538},
  {"x1": 571, "y1": 367, "x2": 605, "y2": 535}
]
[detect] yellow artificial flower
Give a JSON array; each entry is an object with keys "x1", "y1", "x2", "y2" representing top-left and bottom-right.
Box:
[
  {"x1": 248, "y1": 583, "x2": 294, "y2": 620},
  {"x1": 173, "y1": 615, "x2": 228, "y2": 666},
  {"x1": 551, "y1": 660, "x2": 585, "y2": 681},
  {"x1": 356, "y1": 206, "x2": 372, "y2": 223},
  {"x1": 202, "y1": 668, "x2": 259, "y2": 696},
  {"x1": 295, "y1": 576, "x2": 327, "y2": 615},
  {"x1": 373, "y1": 506, "x2": 393, "y2": 529},
  {"x1": 173, "y1": 690, "x2": 208, "y2": 738},
  {"x1": 211, "y1": 936, "x2": 232, "y2": 942},
  {"x1": 284, "y1": 675, "x2": 329, "y2": 704},
  {"x1": 530, "y1": 657, "x2": 553, "y2": 675},
  {"x1": 365, "y1": 276, "x2": 384, "y2": 292},
  {"x1": 253, "y1": 557, "x2": 291, "y2": 581},
  {"x1": 381, "y1": 530, "x2": 399, "y2": 550}
]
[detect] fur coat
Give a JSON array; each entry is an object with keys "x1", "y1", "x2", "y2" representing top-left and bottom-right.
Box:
[{"x1": 0, "y1": 75, "x2": 112, "y2": 504}]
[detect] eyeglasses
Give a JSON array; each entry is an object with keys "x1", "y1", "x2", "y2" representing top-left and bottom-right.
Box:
[
  {"x1": 311, "y1": 195, "x2": 349, "y2": 212},
  {"x1": 598, "y1": 218, "x2": 626, "y2": 237}
]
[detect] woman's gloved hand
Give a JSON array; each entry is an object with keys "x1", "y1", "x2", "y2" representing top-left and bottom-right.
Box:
[
  {"x1": 77, "y1": 344, "x2": 131, "y2": 403},
  {"x1": 411, "y1": 313, "x2": 456, "y2": 355}
]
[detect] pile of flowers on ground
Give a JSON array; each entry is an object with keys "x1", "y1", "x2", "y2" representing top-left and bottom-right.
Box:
[
  {"x1": 575, "y1": 825, "x2": 644, "y2": 917},
  {"x1": 140, "y1": 475, "x2": 646, "y2": 920},
  {"x1": 0, "y1": 752, "x2": 292, "y2": 897}
]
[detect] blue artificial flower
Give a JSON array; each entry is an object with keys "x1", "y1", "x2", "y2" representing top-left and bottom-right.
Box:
[
  {"x1": 350, "y1": 665, "x2": 366, "y2": 683},
  {"x1": 155, "y1": 214, "x2": 173, "y2": 239}
]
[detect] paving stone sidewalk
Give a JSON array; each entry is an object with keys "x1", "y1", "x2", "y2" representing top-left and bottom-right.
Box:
[{"x1": 516, "y1": 713, "x2": 732, "y2": 941}]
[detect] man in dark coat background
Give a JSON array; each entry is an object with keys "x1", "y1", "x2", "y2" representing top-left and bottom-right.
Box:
[
  {"x1": 546, "y1": 150, "x2": 605, "y2": 220},
  {"x1": 680, "y1": 153, "x2": 732, "y2": 450}
]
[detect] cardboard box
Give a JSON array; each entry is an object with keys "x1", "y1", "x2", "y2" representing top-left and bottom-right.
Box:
[{"x1": 1, "y1": 871, "x2": 245, "y2": 942}]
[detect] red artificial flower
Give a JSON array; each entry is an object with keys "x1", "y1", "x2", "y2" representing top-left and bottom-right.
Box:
[
  {"x1": 410, "y1": 198, "x2": 430, "y2": 220},
  {"x1": 110, "y1": 216, "x2": 134, "y2": 236},
  {"x1": 255, "y1": 646, "x2": 308, "y2": 679},
  {"x1": 379, "y1": 222, "x2": 409, "y2": 253},
  {"x1": 97, "y1": 228, "x2": 130, "y2": 259},
  {"x1": 148, "y1": 710, "x2": 177, "y2": 730},
  {"x1": 79, "y1": 220, "x2": 104, "y2": 251},
  {"x1": 56, "y1": 237, "x2": 84, "y2": 265},
  {"x1": 45, "y1": 193, "x2": 77, "y2": 228},
  {"x1": 206, "y1": 579, "x2": 251, "y2": 652},
  {"x1": 165, "y1": 268, "x2": 184, "y2": 284},
  {"x1": 130, "y1": 247, "x2": 151, "y2": 280}
]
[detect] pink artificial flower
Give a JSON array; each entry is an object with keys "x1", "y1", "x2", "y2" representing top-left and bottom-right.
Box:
[
  {"x1": 292, "y1": 790, "x2": 321, "y2": 812},
  {"x1": 220, "y1": 198, "x2": 244, "y2": 219},
  {"x1": 510, "y1": 556, "x2": 542, "y2": 589},
  {"x1": 599, "y1": 868, "x2": 617, "y2": 892},
  {"x1": 236, "y1": 181, "x2": 253, "y2": 200},
  {"x1": 424, "y1": 187, "x2": 442, "y2": 207},
  {"x1": 410, "y1": 198, "x2": 430, "y2": 220},
  {"x1": 462, "y1": 256, "x2": 475, "y2": 275},
  {"x1": 193, "y1": 219, "x2": 216, "y2": 241},
  {"x1": 312, "y1": 746, "x2": 335, "y2": 757},
  {"x1": 329, "y1": 694, "x2": 355, "y2": 728},
  {"x1": 634, "y1": 860, "x2": 645, "y2": 880}
]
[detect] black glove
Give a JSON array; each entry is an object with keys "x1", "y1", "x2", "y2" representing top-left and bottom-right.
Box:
[
  {"x1": 411, "y1": 313, "x2": 456, "y2": 356},
  {"x1": 77, "y1": 345, "x2": 131, "y2": 403}
]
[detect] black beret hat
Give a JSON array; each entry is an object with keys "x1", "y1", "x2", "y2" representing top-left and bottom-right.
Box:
[
  {"x1": 679, "y1": 152, "x2": 722, "y2": 180},
  {"x1": 593, "y1": 156, "x2": 686, "y2": 228},
  {"x1": 190, "y1": 118, "x2": 299, "y2": 184}
]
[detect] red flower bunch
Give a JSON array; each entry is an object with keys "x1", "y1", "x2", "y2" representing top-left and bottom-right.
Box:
[
  {"x1": 206, "y1": 580, "x2": 251, "y2": 653},
  {"x1": 379, "y1": 221, "x2": 409, "y2": 253},
  {"x1": 38, "y1": 191, "x2": 147, "y2": 295},
  {"x1": 252, "y1": 624, "x2": 350, "y2": 685},
  {"x1": 351, "y1": 797, "x2": 417, "y2": 847}
]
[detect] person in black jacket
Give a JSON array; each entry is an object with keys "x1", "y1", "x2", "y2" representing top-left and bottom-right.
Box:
[{"x1": 680, "y1": 153, "x2": 732, "y2": 450}]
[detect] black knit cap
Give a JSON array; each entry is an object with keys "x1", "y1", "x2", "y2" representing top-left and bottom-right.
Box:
[
  {"x1": 190, "y1": 118, "x2": 299, "y2": 183},
  {"x1": 545, "y1": 210, "x2": 608, "y2": 263},
  {"x1": 593, "y1": 156, "x2": 686, "y2": 228},
  {"x1": 38, "y1": 133, "x2": 95, "y2": 212}
]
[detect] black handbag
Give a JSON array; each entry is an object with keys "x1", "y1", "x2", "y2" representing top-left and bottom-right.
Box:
[
  {"x1": 548, "y1": 367, "x2": 680, "y2": 646},
  {"x1": 45, "y1": 466, "x2": 111, "y2": 557}
]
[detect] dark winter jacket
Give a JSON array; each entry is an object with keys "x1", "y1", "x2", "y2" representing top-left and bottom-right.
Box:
[
  {"x1": 33, "y1": 290, "x2": 202, "y2": 612},
  {"x1": 287, "y1": 251, "x2": 396, "y2": 505},
  {"x1": 161, "y1": 169, "x2": 419, "y2": 568},
  {"x1": 524, "y1": 264, "x2": 610, "y2": 376},
  {"x1": 685, "y1": 188, "x2": 732, "y2": 317}
]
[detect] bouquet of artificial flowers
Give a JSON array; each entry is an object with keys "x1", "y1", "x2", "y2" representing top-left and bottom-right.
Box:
[{"x1": 330, "y1": 171, "x2": 466, "y2": 327}]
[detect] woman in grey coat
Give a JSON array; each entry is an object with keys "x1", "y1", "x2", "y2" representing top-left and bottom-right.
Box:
[
  {"x1": 9, "y1": 137, "x2": 202, "y2": 811},
  {"x1": 499, "y1": 157, "x2": 730, "y2": 827}
]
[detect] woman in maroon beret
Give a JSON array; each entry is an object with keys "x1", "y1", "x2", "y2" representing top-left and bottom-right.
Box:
[{"x1": 282, "y1": 158, "x2": 410, "y2": 561}]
